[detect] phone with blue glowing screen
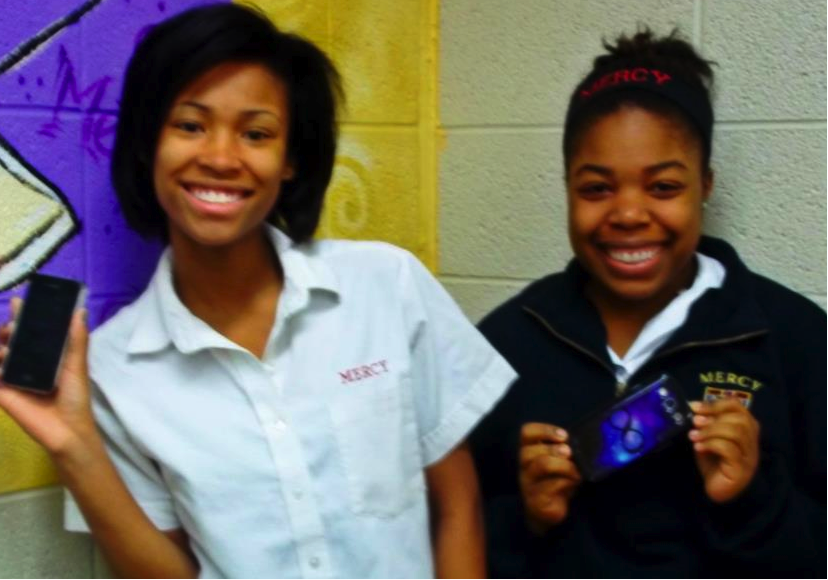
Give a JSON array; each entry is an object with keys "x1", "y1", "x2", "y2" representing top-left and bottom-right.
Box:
[{"x1": 569, "y1": 375, "x2": 693, "y2": 482}]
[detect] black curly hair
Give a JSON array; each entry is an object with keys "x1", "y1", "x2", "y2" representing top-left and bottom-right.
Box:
[{"x1": 563, "y1": 28, "x2": 716, "y2": 174}]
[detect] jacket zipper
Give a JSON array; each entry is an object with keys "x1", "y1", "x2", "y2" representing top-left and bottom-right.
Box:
[
  {"x1": 523, "y1": 305, "x2": 769, "y2": 397},
  {"x1": 625, "y1": 330, "x2": 770, "y2": 395},
  {"x1": 523, "y1": 306, "x2": 617, "y2": 378},
  {"x1": 649, "y1": 330, "x2": 769, "y2": 360}
]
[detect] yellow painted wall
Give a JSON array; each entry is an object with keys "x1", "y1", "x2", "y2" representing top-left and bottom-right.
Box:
[
  {"x1": 0, "y1": 422, "x2": 56, "y2": 492},
  {"x1": 258, "y1": 0, "x2": 439, "y2": 268},
  {"x1": 0, "y1": 0, "x2": 440, "y2": 494}
]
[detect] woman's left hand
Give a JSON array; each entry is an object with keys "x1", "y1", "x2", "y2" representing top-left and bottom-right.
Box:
[{"x1": 689, "y1": 399, "x2": 760, "y2": 503}]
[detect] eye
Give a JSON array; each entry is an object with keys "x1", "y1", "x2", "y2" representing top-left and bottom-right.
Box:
[
  {"x1": 173, "y1": 120, "x2": 203, "y2": 134},
  {"x1": 243, "y1": 129, "x2": 273, "y2": 142},
  {"x1": 649, "y1": 181, "x2": 683, "y2": 198},
  {"x1": 577, "y1": 182, "x2": 613, "y2": 199}
]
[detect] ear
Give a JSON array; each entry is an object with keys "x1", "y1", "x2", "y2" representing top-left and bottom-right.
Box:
[
  {"x1": 282, "y1": 158, "x2": 296, "y2": 181},
  {"x1": 702, "y1": 168, "x2": 714, "y2": 203}
]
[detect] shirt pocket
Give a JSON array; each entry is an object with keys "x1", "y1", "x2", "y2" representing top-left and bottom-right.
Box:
[{"x1": 329, "y1": 379, "x2": 425, "y2": 518}]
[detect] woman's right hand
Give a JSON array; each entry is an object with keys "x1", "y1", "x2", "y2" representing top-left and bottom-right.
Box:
[
  {"x1": 519, "y1": 422, "x2": 582, "y2": 534},
  {"x1": 0, "y1": 297, "x2": 98, "y2": 457}
]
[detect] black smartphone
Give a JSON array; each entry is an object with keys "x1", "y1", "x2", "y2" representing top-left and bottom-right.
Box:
[
  {"x1": 569, "y1": 374, "x2": 693, "y2": 482},
  {"x1": 2, "y1": 274, "x2": 84, "y2": 394}
]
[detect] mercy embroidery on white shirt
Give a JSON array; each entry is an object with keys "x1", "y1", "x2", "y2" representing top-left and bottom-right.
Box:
[{"x1": 338, "y1": 359, "x2": 389, "y2": 384}]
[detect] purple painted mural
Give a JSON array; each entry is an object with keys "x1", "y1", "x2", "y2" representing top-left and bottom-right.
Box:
[{"x1": 0, "y1": 0, "x2": 221, "y2": 328}]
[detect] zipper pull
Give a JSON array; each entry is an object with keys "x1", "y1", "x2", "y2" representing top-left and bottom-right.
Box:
[{"x1": 615, "y1": 381, "x2": 627, "y2": 397}]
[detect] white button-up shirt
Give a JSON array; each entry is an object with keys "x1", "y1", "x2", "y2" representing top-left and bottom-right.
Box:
[{"x1": 65, "y1": 227, "x2": 517, "y2": 578}]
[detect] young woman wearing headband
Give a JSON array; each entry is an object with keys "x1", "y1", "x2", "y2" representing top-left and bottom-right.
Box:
[{"x1": 471, "y1": 30, "x2": 825, "y2": 577}]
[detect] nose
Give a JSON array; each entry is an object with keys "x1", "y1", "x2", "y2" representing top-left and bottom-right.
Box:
[
  {"x1": 197, "y1": 131, "x2": 242, "y2": 173},
  {"x1": 608, "y1": 188, "x2": 650, "y2": 228}
]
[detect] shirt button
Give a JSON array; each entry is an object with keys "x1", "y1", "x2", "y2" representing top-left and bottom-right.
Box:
[{"x1": 309, "y1": 556, "x2": 320, "y2": 569}]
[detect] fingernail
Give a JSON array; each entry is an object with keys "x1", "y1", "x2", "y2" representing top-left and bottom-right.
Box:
[
  {"x1": 693, "y1": 415, "x2": 709, "y2": 426},
  {"x1": 556, "y1": 444, "x2": 571, "y2": 457},
  {"x1": 555, "y1": 428, "x2": 567, "y2": 440},
  {"x1": 688, "y1": 430, "x2": 700, "y2": 441},
  {"x1": 689, "y1": 401, "x2": 703, "y2": 412}
]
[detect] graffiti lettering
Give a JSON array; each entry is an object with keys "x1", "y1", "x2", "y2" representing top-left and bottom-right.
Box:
[{"x1": 37, "y1": 45, "x2": 116, "y2": 162}]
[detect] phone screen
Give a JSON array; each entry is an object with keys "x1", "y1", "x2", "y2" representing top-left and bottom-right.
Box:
[
  {"x1": 570, "y1": 375, "x2": 693, "y2": 482},
  {"x1": 2, "y1": 274, "x2": 82, "y2": 393}
]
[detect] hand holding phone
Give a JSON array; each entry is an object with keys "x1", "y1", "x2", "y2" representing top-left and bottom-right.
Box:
[
  {"x1": 519, "y1": 422, "x2": 583, "y2": 533},
  {"x1": 689, "y1": 399, "x2": 760, "y2": 503},
  {"x1": 0, "y1": 275, "x2": 96, "y2": 455},
  {"x1": 569, "y1": 375, "x2": 693, "y2": 482}
]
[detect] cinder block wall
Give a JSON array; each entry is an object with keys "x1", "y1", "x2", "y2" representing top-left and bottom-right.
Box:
[{"x1": 439, "y1": 0, "x2": 827, "y2": 321}]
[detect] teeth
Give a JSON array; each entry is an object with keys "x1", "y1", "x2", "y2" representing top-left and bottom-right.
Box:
[
  {"x1": 192, "y1": 189, "x2": 242, "y2": 204},
  {"x1": 608, "y1": 248, "x2": 658, "y2": 264}
]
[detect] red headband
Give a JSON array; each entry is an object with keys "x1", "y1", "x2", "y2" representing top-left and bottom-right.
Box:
[{"x1": 565, "y1": 66, "x2": 714, "y2": 151}]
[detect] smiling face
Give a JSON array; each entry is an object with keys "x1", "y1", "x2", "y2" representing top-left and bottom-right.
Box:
[
  {"x1": 566, "y1": 105, "x2": 712, "y2": 312},
  {"x1": 153, "y1": 61, "x2": 294, "y2": 250}
]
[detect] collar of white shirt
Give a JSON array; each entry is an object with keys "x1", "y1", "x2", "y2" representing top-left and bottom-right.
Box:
[
  {"x1": 607, "y1": 252, "x2": 726, "y2": 385},
  {"x1": 126, "y1": 226, "x2": 340, "y2": 356}
]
